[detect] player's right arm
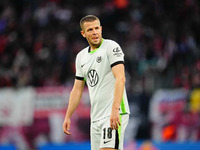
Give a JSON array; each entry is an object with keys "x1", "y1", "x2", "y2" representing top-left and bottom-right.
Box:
[{"x1": 63, "y1": 79, "x2": 85, "y2": 135}]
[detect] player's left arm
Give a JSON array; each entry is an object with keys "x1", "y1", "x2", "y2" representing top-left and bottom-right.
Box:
[{"x1": 110, "y1": 63, "x2": 125, "y2": 130}]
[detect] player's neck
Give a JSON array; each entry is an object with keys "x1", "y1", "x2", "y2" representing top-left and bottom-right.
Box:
[{"x1": 90, "y1": 38, "x2": 103, "y2": 52}]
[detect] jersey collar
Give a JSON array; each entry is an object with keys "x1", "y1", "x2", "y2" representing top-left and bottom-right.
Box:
[{"x1": 88, "y1": 38, "x2": 104, "y2": 53}]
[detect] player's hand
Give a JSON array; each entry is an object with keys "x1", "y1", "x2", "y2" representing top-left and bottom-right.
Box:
[
  {"x1": 63, "y1": 118, "x2": 71, "y2": 135},
  {"x1": 110, "y1": 108, "x2": 121, "y2": 130}
]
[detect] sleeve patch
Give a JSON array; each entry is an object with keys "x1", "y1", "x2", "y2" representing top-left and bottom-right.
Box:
[{"x1": 112, "y1": 47, "x2": 123, "y2": 57}]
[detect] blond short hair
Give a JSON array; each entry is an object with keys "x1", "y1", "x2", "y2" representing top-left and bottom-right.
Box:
[{"x1": 80, "y1": 15, "x2": 100, "y2": 31}]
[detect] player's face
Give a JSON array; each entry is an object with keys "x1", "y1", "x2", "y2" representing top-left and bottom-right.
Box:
[{"x1": 81, "y1": 20, "x2": 102, "y2": 50}]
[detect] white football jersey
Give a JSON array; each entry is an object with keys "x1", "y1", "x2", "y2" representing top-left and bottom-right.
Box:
[{"x1": 75, "y1": 39, "x2": 130, "y2": 122}]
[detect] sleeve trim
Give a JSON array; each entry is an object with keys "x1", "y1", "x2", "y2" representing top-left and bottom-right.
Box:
[
  {"x1": 75, "y1": 76, "x2": 84, "y2": 81},
  {"x1": 111, "y1": 61, "x2": 124, "y2": 68}
]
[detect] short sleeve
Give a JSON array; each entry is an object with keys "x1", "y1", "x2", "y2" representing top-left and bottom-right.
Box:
[
  {"x1": 75, "y1": 53, "x2": 84, "y2": 80},
  {"x1": 107, "y1": 41, "x2": 124, "y2": 68}
]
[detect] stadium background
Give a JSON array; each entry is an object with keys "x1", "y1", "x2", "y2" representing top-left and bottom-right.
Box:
[{"x1": 0, "y1": 0, "x2": 200, "y2": 149}]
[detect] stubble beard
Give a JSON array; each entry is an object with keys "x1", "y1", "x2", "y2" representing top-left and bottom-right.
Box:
[{"x1": 90, "y1": 38, "x2": 102, "y2": 49}]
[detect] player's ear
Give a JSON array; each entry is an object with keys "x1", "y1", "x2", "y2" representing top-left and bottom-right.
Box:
[{"x1": 80, "y1": 30, "x2": 86, "y2": 38}]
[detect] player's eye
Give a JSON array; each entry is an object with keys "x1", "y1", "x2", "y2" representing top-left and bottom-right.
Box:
[{"x1": 87, "y1": 29, "x2": 93, "y2": 32}]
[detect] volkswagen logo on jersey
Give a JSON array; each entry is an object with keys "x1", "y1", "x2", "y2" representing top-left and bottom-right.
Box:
[{"x1": 87, "y1": 69, "x2": 99, "y2": 87}]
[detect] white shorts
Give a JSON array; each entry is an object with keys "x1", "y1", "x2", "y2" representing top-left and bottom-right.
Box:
[{"x1": 90, "y1": 114, "x2": 129, "y2": 150}]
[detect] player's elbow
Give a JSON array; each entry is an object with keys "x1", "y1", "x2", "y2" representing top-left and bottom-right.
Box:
[
  {"x1": 122, "y1": 76, "x2": 126, "y2": 83},
  {"x1": 71, "y1": 87, "x2": 82, "y2": 98},
  {"x1": 118, "y1": 76, "x2": 126, "y2": 84}
]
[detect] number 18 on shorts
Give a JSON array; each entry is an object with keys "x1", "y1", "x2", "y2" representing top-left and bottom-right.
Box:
[
  {"x1": 91, "y1": 114, "x2": 129, "y2": 150},
  {"x1": 101, "y1": 127, "x2": 119, "y2": 148}
]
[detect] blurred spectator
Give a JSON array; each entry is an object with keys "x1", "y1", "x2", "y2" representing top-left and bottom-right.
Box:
[{"x1": 0, "y1": 0, "x2": 199, "y2": 90}]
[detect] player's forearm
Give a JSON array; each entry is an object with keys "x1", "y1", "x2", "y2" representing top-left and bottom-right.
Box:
[
  {"x1": 112, "y1": 76, "x2": 125, "y2": 110},
  {"x1": 65, "y1": 89, "x2": 82, "y2": 119}
]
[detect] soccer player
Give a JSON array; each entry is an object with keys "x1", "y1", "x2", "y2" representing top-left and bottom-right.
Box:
[{"x1": 63, "y1": 15, "x2": 130, "y2": 150}]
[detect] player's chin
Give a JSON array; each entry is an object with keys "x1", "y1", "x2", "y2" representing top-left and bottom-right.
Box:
[{"x1": 92, "y1": 40, "x2": 101, "y2": 46}]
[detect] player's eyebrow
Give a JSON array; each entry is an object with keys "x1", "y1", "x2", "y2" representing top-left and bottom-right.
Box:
[{"x1": 87, "y1": 26, "x2": 100, "y2": 32}]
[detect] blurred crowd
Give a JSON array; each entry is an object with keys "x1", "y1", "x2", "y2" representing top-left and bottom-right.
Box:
[{"x1": 0, "y1": 0, "x2": 199, "y2": 91}]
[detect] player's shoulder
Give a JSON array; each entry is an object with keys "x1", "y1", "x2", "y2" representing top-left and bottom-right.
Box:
[
  {"x1": 103, "y1": 39, "x2": 121, "y2": 54},
  {"x1": 76, "y1": 46, "x2": 89, "y2": 58},
  {"x1": 103, "y1": 39, "x2": 119, "y2": 46}
]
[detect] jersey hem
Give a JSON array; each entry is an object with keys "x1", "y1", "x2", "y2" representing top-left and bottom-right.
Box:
[
  {"x1": 91, "y1": 113, "x2": 129, "y2": 123},
  {"x1": 91, "y1": 115, "x2": 110, "y2": 123}
]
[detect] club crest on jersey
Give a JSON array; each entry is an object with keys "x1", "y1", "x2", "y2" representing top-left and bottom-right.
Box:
[
  {"x1": 96, "y1": 56, "x2": 102, "y2": 63},
  {"x1": 87, "y1": 69, "x2": 99, "y2": 87}
]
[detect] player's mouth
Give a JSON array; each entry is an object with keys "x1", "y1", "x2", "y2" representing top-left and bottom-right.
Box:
[{"x1": 92, "y1": 37, "x2": 99, "y2": 41}]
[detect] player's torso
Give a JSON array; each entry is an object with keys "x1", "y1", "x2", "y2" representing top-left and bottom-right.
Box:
[
  {"x1": 79, "y1": 41, "x2": 116, "y2": 120},
  {"x1": 77, "y1": 39, "x2": 130, "y2": 121},
  {"x1": 80, "y1": 44, "x2": 112, "y2": 89}
]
